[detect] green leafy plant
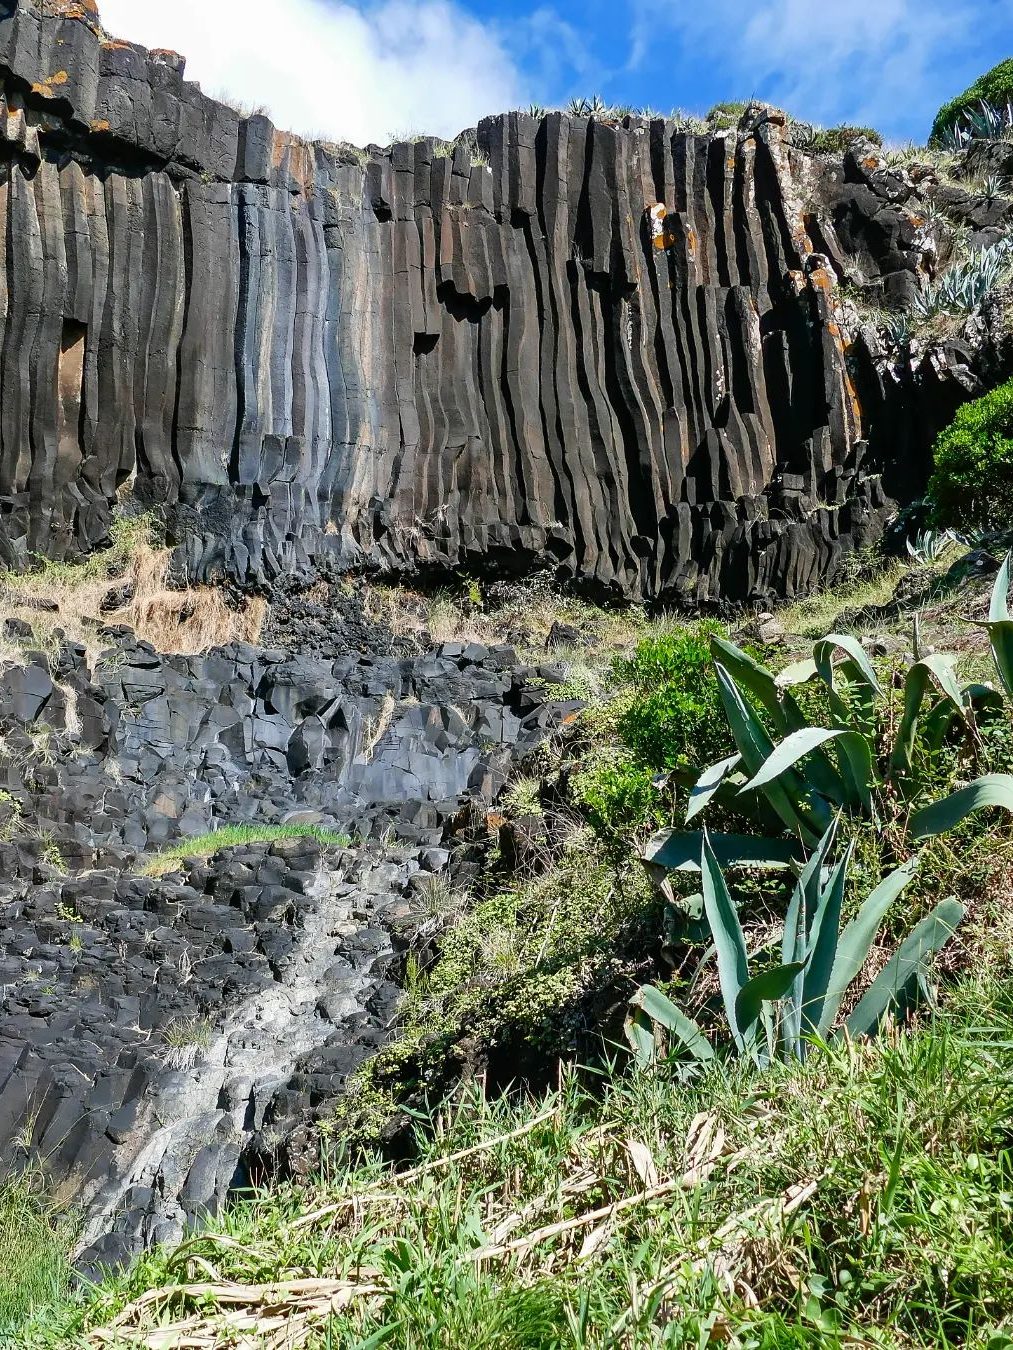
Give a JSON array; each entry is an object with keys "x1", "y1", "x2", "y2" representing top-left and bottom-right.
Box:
[
  {"x1": 614, "y1": 625, "x2": 731, "y2": 772},
  {"x1": 705, "y1": 100, "x2": 749, "y2": 131},
  {"x1": 808, "y1": 125, "x2": 884, "y2": 155},
  {"x1": 666, "y1": 632, "x2": 989, "y2": 849},
  {"x1": 928, "y1": 377, "x2": 1013, "y2": 532},
  {"x1": 913, "y1": 239, "x2": 1013, "y2": 324},
  {"x1": 931, "y1": 59, "x2": 1013, "y2": 146},
  {"x1": 628, "y1": 827, "x2": 963, "y2": 1069}
]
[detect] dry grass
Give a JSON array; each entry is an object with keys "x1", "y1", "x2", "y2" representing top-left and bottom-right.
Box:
[{"x1": 0, "y1": 517, "x2": 266, "y2": 670}]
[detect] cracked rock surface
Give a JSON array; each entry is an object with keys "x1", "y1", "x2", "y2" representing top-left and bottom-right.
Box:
[{"x1": 0, "y1": 615, "x2": 577, "y2": 1273}]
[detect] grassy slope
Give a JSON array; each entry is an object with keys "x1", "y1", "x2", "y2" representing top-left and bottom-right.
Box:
[{"x1": 9, "y1": 547, "x2": 1013, "y2": 1348}]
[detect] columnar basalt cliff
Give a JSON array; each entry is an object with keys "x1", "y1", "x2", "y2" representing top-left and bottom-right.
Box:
[{"x1": 0, "y1": 0, "x2": 954, "y2": 605}]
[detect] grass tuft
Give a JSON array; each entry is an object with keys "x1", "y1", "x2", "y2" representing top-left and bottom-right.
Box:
[{"x1": 141, "y1": 824, "x2": 351, "y2": 877}]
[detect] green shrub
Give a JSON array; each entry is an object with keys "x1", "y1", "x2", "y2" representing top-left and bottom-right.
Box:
[
  {"x1": 706, "y1": 100, "x2": 749, "y2": 130},
  {"x1": 809, "y1": 125, "x2": 884, "y2": 155},
  {"x1": 571, "y1": 754, "x2": 665, "y2": 839},
  {"x1": 931, "y1": 57, "x2": 1013, "y2": 146},
  {"x1": 614, "y1": 624, "x2": 732, "y2": 772},
  {"x1": 928, "y1": 377, "x2": 1013, "y2": 532}
]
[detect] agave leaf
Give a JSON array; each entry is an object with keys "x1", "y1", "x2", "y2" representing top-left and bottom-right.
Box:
[
  {"x1": 710, "y1": 636, "x2": 789, "y2": 732},
  {"x1": 817, "y1": 853, "x2": 923, "y2": 1035},
  {"x1": 642, "y1": 830, "x2": 805, "y2": 876},
  {"x1": 910, "y1": 774, "x2": 1013, "y2": 839},
  {"x1": 735, "y1": 961, "x2": 809, "y2": 1042},
  {"x1": 985, "y1": 555, "x2": 1013, "y2": 697},
  {"x1": 701, "y1": 832, "x2": 752, "y2": 1053},
  {"x1": 891, "y1": 654, "x2": 967, "y2": 774},
  {"x1": 775, "y1": 658, "x2": 818, "y2": 688},
  {"x1": 813, "y1": 635, "x2": 882, "y2": 736},
  {"x1": 813, "y1": 635, "x2": 883, "y2": 699},
  {"x1": 986, "y1": 618, "x2": 1013, "y2": 702},
  {"x1": 800, "y1": 844, "x2": 853, "y2": 1039},
  {"x1": 624, "y1": 1009, "x2": 658, "y2": 1068},
  {"x1": 989, "y1": 551, "x2": 1013, "y2": 624},
  {"x1": 686, "y1": 754, "x2": 743, "y2": 824},
  {"x1": 630, "y1": 985, "x2": 716, "y2": 1063},
  {"x1": 844, "y1": 898, "x2": 965, "y2": 1038},
  {"x1": 781, "y1": 821, "x2": 838, "y2": 1058},
  {"x1": 739, "y1": 728, "x2": 872, "y2": 816},
  {"x1": 715, "y1": 665, "x2": 823, "y2": 842}
]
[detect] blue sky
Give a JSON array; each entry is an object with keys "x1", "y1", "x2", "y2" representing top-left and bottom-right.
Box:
[{"x1": 100, "y1": 0, "x2": 1013, "y2": 147}]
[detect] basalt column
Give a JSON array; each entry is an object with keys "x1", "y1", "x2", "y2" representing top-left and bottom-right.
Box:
[{"x1": 0, "y1": 0, "x2": 891, "y2": 603}]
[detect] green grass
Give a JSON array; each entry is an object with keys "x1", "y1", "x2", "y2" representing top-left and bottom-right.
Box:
[
  {"x1": 141, "y1": 824, "x2": 351, "y2": 876},
  {"x1": 21, "y1": 971, "x2": 1013, "y2": 1348},
  {"x1": 0, "y1": 1178, "x2": 72, "y2": 1341}
]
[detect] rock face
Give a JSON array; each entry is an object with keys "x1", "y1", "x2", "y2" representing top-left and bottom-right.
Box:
[
  {"x1": 0, "y1": 0, "x2": 952, "y2": 606},
  {"x1": 0, "y1": 621, "x2": 579, "y2": 1271}
]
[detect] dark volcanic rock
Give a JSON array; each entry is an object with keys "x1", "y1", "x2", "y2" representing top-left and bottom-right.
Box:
[
  {"x1": 0, "y1": 628, "x2": 576, "y2": 1271},
  {"x1": 0, "y1": 3, "x2": 942, "y2": 606}
]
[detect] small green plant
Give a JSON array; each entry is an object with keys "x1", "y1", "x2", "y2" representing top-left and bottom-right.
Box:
[
  {"x1": 501, "y1": 776, "x2": 543, "y2": 818},
  {"x1": 906, "y1": 526, "x2": 962, "y2": 564},
  {"x1": 628, "y1": 827, "x2": 963, "y2": 1069},
  {"x1": 932, "y1": 59, "x2": 1013, "y2": 145},
  {"x1": 807, "y1": 125, "x2": 884, "y2": 154},
  {"x1": 162, "y1": 1017, "x2": 213, "y2": 1070},
  {"x1": 571, "y1": 754, "x2": 665, "y2": 841},
  {"x1": 143, "y1": 824, "x2": 350, "y2": 877},
  {"x1": 928, "y1": 376, "x2": 1013, "y2": 532},
  {"x1": 705, "y1": 100, "x2": 749, "y2": 131}
]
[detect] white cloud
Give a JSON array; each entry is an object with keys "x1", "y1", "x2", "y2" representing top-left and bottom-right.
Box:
[
  {"x1": 97, "y1": 0, "x2": 528, "y2": 145},
  {"x1": 628, "y1": 0, "x2": 1006, "y2": 140}
]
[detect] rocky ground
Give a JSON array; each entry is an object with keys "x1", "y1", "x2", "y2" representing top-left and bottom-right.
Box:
[{"x1": 0, "y1": 586, "x2": 584, "y2": 1274}]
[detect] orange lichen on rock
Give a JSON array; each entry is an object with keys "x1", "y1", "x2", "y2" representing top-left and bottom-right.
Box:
[
  {"x1": 42, "y1": 0, "x2": 100, "y2": 28},
  {"x1": 30, "y1": 70, "x2": 69, "y2": 98}
]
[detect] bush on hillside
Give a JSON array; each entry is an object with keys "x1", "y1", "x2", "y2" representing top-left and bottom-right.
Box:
[
  {"x1": 930, "y1": 57, "x2": 1013, "y2": 146},
  {"x1": 705, "y1": 100, "x2": 749, "y2": 130},
  {"x1": 614, "y1": 625, "x2": 731, "y2": 772},
  {"x1": 809, "y1": 124, "x2": 883, "y2": 154},
  {"x1": 928, "y1": 378, "x2": 1013, "y2": 532}
]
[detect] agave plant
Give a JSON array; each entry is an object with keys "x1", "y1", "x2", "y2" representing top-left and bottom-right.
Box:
[
  {"x1": 908, "y1": 553, "x2": 1013, "y2": 839},
  {"x1": 906, "y1": 527, "x2": 962, "y2": 564},
  {"x1": 628, "y1": 827, "x2": 963, "y2": 1070},
  {"x1": 913, "y1": 238, "x2": 1013, "y2": 320},
  {"x1": 982, "y1": 174, "x2": 1012, "y2": 201},
  {"x1": 659, "y1": 630, "x2": 992, "y2": 851}
]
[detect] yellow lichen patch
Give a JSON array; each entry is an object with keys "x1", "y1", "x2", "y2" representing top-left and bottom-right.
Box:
[
  {"x1": 30, "y1": 71, "x2": 69, "y2": 98},
  {"x1": 89, "y1": 118, "x2": 110, "y2": 133}
]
